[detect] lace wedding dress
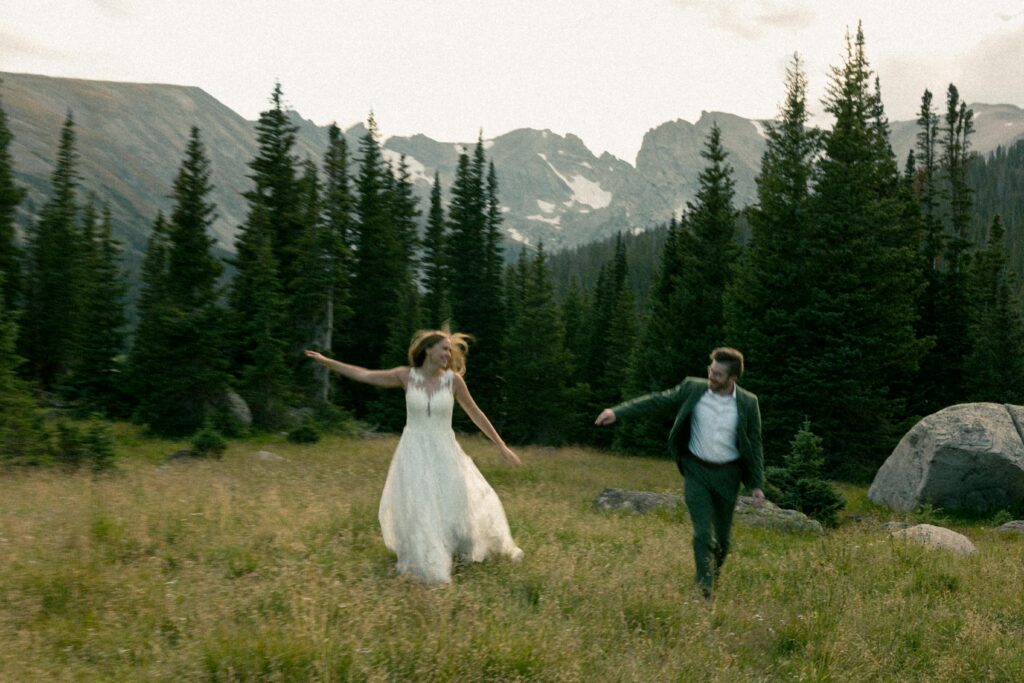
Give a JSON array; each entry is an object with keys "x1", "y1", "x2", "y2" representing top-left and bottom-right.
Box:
[{"x1": 378, "y1": 367, "x2": 523, "y2": 583}]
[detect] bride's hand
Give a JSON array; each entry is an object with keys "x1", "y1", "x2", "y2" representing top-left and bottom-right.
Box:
[
  {"x1": 304, "y1": 349, "x2": 325, "y2": 363},
  {"x1": 499, "y1": 445, "x2": 522, "y2": 466}
]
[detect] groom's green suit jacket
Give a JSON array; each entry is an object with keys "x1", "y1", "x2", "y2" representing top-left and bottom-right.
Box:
[{"x1": 612, "y1": 377, "x2": 765, "y2": 491}]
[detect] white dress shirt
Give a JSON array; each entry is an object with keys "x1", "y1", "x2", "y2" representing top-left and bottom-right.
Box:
[{"x1": 688, "y1": 386, "x2": 740, "y2": 464}]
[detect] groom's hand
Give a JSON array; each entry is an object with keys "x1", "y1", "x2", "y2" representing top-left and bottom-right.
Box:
[{"x1": 594, "y1": 408, "x2": 617, "y2": 426}]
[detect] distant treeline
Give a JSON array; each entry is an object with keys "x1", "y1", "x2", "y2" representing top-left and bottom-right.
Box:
[{"x1": 2, "y1": 27, "x2": 1023, "y2": 481}]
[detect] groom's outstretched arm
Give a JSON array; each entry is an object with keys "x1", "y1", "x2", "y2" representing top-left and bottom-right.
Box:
[{"x1": 595, "y1": 382, "x2": 687, "y2": 426}]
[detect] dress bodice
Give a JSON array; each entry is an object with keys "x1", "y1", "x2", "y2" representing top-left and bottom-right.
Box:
[{"x1": 405, "y1": 367, "x2": 454, "y2": 429}]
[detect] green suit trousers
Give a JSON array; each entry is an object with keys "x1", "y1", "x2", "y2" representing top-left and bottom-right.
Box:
[{"x1": 681, "y1": 456, "x2": 742, "y2": 591}]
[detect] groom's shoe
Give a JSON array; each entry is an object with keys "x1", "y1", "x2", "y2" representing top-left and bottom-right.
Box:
[{"x1": 700, "y1": 586, "x2": 714, "y2": 603}]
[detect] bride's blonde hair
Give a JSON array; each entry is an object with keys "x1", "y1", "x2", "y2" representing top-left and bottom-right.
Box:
[{"x1": 407, "y1": 326, "x2": 472, "y2": 376}]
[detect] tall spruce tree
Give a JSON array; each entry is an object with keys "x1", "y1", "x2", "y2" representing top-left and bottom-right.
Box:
[
  {"x1": 247, "y1": 83, "x2": 302, "y2": 306},
  {"x1": 941, "y1": 84, "x2": 975, "y2": 274},
  {"x1": 475, "y1": 157, "x2": 507, "y2": 413},
  {"x1": 584, "y1": 236, "x2": 637, "y2": 447},
  {"x1": 800, "y1": 26, "x2": 926, "y2": 477},
  {"x1": 0, "y1": 81, "x2": 25, "y2": 313},
  {"x1": 502, "y1": 243, "x2": 570, "y2": 445},
  {"x1": 238, "y1": 212, "x2": 290, "y2": 428},
  {"x1": 446, "y1": 140, "x2": 505, "y2": 415},
  {"x1": 66, "y1": 202, "x2": 127, "y2": 414},
  {"x1": 422, "y1": 172, "x2": 450, "y2": 328},
  {"x1": 289, "y1": 157, "x2": 323, "y2": 356},
  {"x1": 617, "y1": 217, "x2": 688, "y2": 454},
  {"x1": 21, "y1": 113, "x2": 81, "y2": 388},
  {"x1": 390, "y1": 154, "x2": 421, "y2": 280},
  {"x1": 672, "y1": 122, "x2": 740, "y2": 374},
  {"x1": 559, "y1": 273, "x2": 592, "y2": 444},
  {"x1": 910, "y1": 88, "x2": 959, "y2": 415},
  {"x1": 365, "y1": 152, "x2": 423, "y2": 428},
  {"x1": 349, "y1": 114, "x2": 406, "y2": 374},
  {"x1": 446, "y1": 151, "x2": 480, "y2": 334},
  {"x1": 293, "y1": 127, "x2": 353, "y2": 404},
  {"x1": 231, "y1": 86, "x2": 303, "y2": 406},
  {"x1": 125, "y1": 212, "x2": 171, "y2": 421},
  {"x1": 724, "y1": 54, "x2": 820, "y2": 461},
  {"x1": 963, "y1": 215, "x2": 1024, "y2": 403},
  {"x1": 134, "y1": 128, "x2": 228, "y2": 435}
]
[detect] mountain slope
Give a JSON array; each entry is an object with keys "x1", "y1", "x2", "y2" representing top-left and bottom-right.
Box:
[{"x1": 3, "y1": 71, "x2": 1023, "y2": 262}]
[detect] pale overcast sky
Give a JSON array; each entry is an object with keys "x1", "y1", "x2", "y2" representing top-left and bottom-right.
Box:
[{"x1": 2, "y1": 0, "x2": 1022, "y2": 163}]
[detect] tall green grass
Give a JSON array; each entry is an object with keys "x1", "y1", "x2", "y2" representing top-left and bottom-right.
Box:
[{"x1": 1, "y1": 428, "x2": 1022, "y2": 681}]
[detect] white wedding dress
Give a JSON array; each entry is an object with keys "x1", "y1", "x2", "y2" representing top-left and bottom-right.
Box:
[{"x1": 378, "y1": 367, "x2": 523, "y2": 583}]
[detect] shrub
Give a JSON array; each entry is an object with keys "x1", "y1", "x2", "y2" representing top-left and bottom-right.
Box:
[
  {"x1": 191, "y1": 425, "x2": 227, "y2": 458},
  {"x1": 765, "y1": 420, "x2": 845, "y2": 527},
  {"x1": 53, "y1": 421, "x2": 117, "y2": 471},
  {"x1": 287, "y1": 424, "x2": 320, "y2": 444}
]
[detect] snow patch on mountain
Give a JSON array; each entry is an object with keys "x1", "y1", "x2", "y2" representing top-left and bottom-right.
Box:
[
  {"x1": 526, "y1": 214, "x2": 561, "y2": 226},
  {"x1": 537, "y1": 153, "x2": 613, "y2": 209},
  {"x1": 507, "y1": 227, "x2": 530, "y2": 244},
  {"x1": 537, "y1": 199, "x2": 557, "y2": 213},
  {"x1": 381, "y1": 149, "x2": 430, "y2": 183}
]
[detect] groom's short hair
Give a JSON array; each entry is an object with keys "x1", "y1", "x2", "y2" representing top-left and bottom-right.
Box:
[{"x1": 710, "y1": 347, "x2": 744, "y2": 379}]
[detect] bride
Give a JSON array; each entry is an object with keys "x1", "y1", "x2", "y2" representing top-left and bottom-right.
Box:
[{"x1": 304, "y1": 329, "x2": 523, "y2": 583}]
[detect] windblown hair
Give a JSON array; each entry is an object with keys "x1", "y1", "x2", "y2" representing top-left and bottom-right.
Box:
[
  {"x1": 407, "y1": 327, "x2": 473, "y2": 376},
  {"x1": 710, "y1": 347, "x2": 745, "y2": 379}
]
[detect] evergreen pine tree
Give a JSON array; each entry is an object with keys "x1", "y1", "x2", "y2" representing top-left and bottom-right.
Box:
[
  {"x1": 349, "y1": 114, "x2": 406, "y2": 373},
  {"x1": 724, "y1": 54, "x2": 820, "y2": 462},
  {"x1": 0, "y1": 81, "x2": 25, "y2": 313},
  {"x1": 239, "y1": 217, "x2": 290, "y2": 428},
  {"x1": 422, "y1": 172, "x2": 450, "y2": 328},
  {"x1": 764, "y1": 420, "x2": 845, "y2": 527},
  {"x1": 293, "y1": 127, "x2": 354, "y2": 404},
  {"x1": 289, "y1": 157, "x2": 323, "y2": 359},
  {"x1": 909, "y1": 88, "x2": 961, "y2": 415},
  {"x1": 941, "y1": 84, "x2": 975, "y2": 274},
  {"x1": 125, "y1": 212, "x2": 171, "y2": 421},
  {"x1": 390, "y1": 154, "x2": 421, "y2": 280},
  {"x1": 559, "y1": 274, "x2": 592, "y2": 444},
  {"x1": 584, "y1": 236, "x2": 637, "y2": 447},
  {"x1": 230, "y1": 87, "x2": 303, "y2": 404},
  {"x1": 66, "y1": 202, "x2": 127, "y2": 413},
  {"x1": 799, "y1": 26, "x2": 926, "y2": 477},
  {"x1": 446, "y1": 140, "x2": 505, "y2": 418},
  {"x1": 446, "y1": 151, "x2": 480, "y2": 334},
  {"x1": 473, "y1": 157, "x2": 507, "y2": 414},
  {"x1": 617, "y1": 217, "x2": 688, "y2": 453},
  {"x1": 247, "y1": 83, "x2": 302, "y2": 304},
  {"x1": 671, "y1": 122, "x2": 740, "y2": 376},
  {"x1": 21, "y1": 113, "x2": 81, "y2": 388},
  {"x1": 503, "y1": 243, "x2": 570, "y2": 444},
  {"x1": 963, "y1": 215, "x2": 1024, "y2": 403},
  {"x1": 135, "y1": 128, "x2": 228, "y2": 435},
  {"x1": 368, "y1": 152, "x2": 424, "y2": 428}
]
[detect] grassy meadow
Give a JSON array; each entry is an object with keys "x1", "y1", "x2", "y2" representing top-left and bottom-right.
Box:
[{"x1": 1, "y1": 427, "x2": 1023, "y2": 682}]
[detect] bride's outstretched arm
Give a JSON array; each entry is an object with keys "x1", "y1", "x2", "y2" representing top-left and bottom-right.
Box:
[
  {"x1": 452, "y1": 374, "x2": 522, "y2": 466},
  {"x1": 304, "y1": 350, "x2": 406, "y2": 388}
]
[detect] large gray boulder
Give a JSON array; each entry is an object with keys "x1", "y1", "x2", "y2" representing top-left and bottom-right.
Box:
[
  {"x1": 869, "y1": 403, "x2": 1024, "y2": 513},
  {"x1": 889, "y1": 524, "x2": 978, "y2": 555}
]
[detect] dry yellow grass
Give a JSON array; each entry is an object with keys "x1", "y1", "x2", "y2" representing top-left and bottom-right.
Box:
[{"x1": 1, "y1": 429, "x2": 1023, "y2": 681}]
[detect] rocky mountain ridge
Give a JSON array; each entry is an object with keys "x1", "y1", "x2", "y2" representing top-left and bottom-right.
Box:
[{"x1": 3, "y1": 71, "x2": 1023, "y2": 266}]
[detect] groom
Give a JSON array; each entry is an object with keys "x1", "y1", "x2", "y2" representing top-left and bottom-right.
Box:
[{"x1": 595, "y1": 347, "x2": 765, "y2": 600}]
